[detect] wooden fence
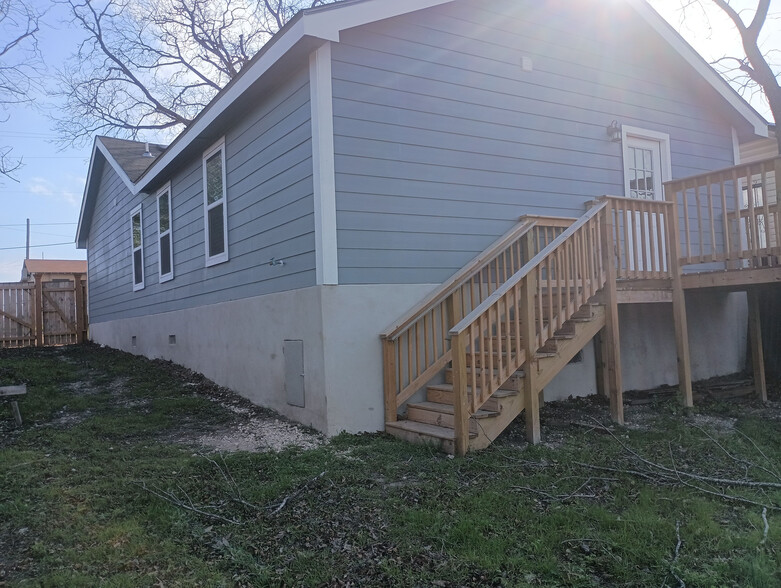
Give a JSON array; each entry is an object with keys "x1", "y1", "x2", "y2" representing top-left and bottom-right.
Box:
[{"x1": 0, "y1": 274, "x2": 87, "y2": 349}]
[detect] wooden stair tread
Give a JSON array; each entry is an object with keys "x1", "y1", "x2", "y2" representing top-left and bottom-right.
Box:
[
  {"x1": 407, "y1": 401, "x2": 499, "y2": 419},
  {"x1": 445, "y1": 367, "x2": 525, "y2": 378},
  {"x1": 386, "y1": 419, "x2": 478, "y2": 440},
  {"x1": 427, "y1": 383, "x2": 519, "y2": 398}
]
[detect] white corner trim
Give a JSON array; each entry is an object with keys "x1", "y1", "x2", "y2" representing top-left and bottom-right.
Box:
[
  {"x1": 731, "y1": 127, "x2": 741, "y2": 165},
  {"x1": 310, "y1": 42, "x2": 339, "y2": 286}
]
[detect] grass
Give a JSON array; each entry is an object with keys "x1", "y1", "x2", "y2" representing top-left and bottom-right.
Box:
[{"x1": 1, "y1": 344, "x2": 779, "y2": 587}]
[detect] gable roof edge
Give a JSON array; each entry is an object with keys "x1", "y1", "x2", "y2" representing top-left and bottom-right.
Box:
[
  {"x1": 75, "y1": 138, "x2": 137, "y2": 248},
  {"x1": 626, "y1": 0, "x2": 768, "y2": 137}
]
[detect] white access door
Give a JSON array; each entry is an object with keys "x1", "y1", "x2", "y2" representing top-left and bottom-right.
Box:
[{"x1": 622, "y1": 129, "x2": 671, "y2": 272}]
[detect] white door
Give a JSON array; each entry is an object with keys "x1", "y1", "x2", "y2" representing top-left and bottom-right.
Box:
[{"x1": 622, "y1": 129, "x2": 671, "y2": 273}]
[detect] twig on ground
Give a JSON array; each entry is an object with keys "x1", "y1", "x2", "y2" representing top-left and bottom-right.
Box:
[
  {"x1": 587, "y1": 417, "x2": 781, "y2": 490},
  {"x1": 760, "y1": 507, "x2": 769, "y2": 546},
  {"x1": 267, "y1": 471, "x2": 326, "y2": 515},
  {"x1": 511, "y1": 478, "x2": 600, "y2": 502},
  {"x1": 735, "y1": 428, "x2": 781, "y2": 481},
  {"x1": 693, "y1": 425, "x2": 780, "y2": 483},
  {"x1": 134, "y1": 481, "x2": 243, "y2": 525}
]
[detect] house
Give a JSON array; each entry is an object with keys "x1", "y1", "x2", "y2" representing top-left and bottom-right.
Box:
[
  {"x1": 76, "y1": 0, "x2": 778, "y2": 451},
  {"x1": 21, "y1": 259, "x2": 87, "y2": 285}
]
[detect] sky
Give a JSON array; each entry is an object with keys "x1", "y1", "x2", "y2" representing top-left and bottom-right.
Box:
[{"x1": 0, "y1": 0, "x2": 778, "y2": 282}]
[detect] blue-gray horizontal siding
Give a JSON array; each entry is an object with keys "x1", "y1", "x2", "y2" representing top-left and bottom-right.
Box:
[
  {"x1": 331, "y1": 0, "x2": 737, "y2": 284},
  {"x1": 88, "y1": 67, "x2": 316, "y2": 323}
]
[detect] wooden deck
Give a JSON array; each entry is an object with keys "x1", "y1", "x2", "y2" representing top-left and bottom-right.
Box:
[{"x1": 381, "y1": 157, "x2": 780, "y2": 454}]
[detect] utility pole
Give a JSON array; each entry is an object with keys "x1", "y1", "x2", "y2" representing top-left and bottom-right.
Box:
[{"x1": 26, "y1": 218, "x2": 30, "y2": 260}]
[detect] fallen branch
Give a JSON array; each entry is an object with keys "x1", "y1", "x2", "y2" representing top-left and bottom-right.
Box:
[
  {"x1": 266, "y1": 471, "x2": 326, "y2": 515},
  {"x1": 760, "y1": 507, "x2": 769, "y2": 546},
  {"x1": 587, "y1": 417, "x2": 781, "y2": 490},
  {"x1": 669, "y1": 520, "x2": 685, "y2": 588},
  {"x1": 134, "y1": 481, "x2": 243, "y2": 525}
]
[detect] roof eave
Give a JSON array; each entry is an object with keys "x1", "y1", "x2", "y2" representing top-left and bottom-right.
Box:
[{"x1": 625, "y1": 0, "x2": 768, "y2": 138}]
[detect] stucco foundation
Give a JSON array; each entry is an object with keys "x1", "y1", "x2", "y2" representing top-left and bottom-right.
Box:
[
  {"x1": 90, "y1": 285, "x2": 748, "y2": 436},
  {"x1": 89, "y1": 283, "x2": 437, "y2": 436}
]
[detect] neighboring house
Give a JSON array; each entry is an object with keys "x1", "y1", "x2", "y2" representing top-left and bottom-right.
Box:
[
  {"x1": 76, "y1": 0, "x2": 777, "y2": 446},
  {"x1": 21, "y1": 259, "x2": 88, "y2": 285}
]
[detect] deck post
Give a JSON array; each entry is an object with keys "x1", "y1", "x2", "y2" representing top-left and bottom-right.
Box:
[
  {"x1": 666, "y1": 193, "x2": 694, "y2": 407},
  {"x1": 451, "y1": 331, "x2": 470, "y2": 456},
  {"x1": 747, "y1": 289, "x2": 767, "y2": 402},
  {"x1": 382, "y1": 339, "x2": 398, "y2": 423},
  {"x1": 600, "y1": 200, "x2": 624, "y2": 424},
  {"x1": 521, "y1": 273, "x2": 541, "y2": 443},
  {"x1": 593, "y1": 331, "x2": 609, "y2": 399}
]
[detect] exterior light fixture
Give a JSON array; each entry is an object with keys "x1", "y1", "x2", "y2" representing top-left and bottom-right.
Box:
[{"x1": 607, "y1": 120, "x2": 622, "y2": 142}]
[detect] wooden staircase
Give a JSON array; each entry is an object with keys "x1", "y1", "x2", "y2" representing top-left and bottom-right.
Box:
[
  {"x1": 381, "y1": 203, "x2": 614, "y2": 454},
  {"x1": 386, "y1": 303, "x2": 606, "y2": 453}
]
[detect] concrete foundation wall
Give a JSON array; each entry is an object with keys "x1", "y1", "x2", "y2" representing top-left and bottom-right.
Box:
[
  {"x1": 89, "y1": 284, "x2": 748, "y2": 435},
  {"x1": 90, "y1": 287, "x2": 329, "y2": 431},
  {"x1": 619, "y1": 290, "x2": 748, "y2": 391},
  {"x1": 89, "y1": 283, "x2": 437, "y2": 436},
  {"x1": 543, "y1": 341, "x2": 598, "y2": 401},
  {"x1": 320, "y1": 284, "x2": 440, "y2": 435}
]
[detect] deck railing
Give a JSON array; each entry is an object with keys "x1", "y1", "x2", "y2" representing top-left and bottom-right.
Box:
[
  {"x1": 664, "y1": 156, "x2": 780, "y2": 268},
  {"x1": 603, "y1": 196, "x2": 675, "y2": 280},
  {"x1": 447, "y1": 202, "x2": 608, "y2": 454},
  {"x1": 380, "y1": 216, "x2": 572, "y2": 422}
]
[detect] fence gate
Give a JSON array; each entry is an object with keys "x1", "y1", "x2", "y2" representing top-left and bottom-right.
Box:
[{"x1": 0, "y1": 273, "x2": 87, "y2": 349}]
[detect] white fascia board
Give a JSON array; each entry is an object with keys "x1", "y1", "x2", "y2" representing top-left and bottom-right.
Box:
[
  {"x1": 135, "y1": 16, "x2": 309, "y2": 194},
  {"x1": 303, "y1": 0, "x2": 453, "y2": 41},
  {"x1": 136, "y1": 0, "x2": 454, "y2": 193},
  {"x1": 76, "y1": 138, "x2": 137, "y2": 248},
  {"x1": 96, "y1": 139, "x2": 137, "y2": 193},
  {"x1": 625, "y1": 0, "x2": 768, "y2": 138},
  {"x1": 75, "y1": 139, "x2": 102, "y2": 248}
]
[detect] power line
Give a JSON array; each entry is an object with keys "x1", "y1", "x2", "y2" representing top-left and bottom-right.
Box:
[
  {"x1": 0, "y1": 241, "x2": 73, "y2": 251},
  {"x1": 0, "y1": 223, "x2": 77, "y2": 227}
]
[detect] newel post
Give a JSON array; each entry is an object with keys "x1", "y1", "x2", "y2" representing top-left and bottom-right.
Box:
[
  {"x1": 382, "y1": 338, "x2": 398, "y2": 423},
  {"x1": 450, "y1": 330, "x2": 470, "y2": 456},
  {"x1": 520, "y1": 272, "x2": 540, "y2": 444}
]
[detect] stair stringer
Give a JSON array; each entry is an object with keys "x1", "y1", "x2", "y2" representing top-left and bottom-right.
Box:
[{"x1": 466, "y1": 304, "x2": 607, "y2": 451}]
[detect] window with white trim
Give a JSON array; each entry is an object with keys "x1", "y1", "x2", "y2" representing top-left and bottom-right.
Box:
[
  {"x1": 130, "y1": 205, "x2": 144, "y2": 291},
  {"x1": 157, "y1": 183, "x2": 174, "y2": 282},
  {"x1": 203, "y1": 139, "x2": 229, "y2": 266}
]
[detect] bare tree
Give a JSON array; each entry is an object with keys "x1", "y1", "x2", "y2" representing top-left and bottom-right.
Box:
[
  {"x1": 676, "y1": 1, "x2": 780, "y2": 150},
  {"x1": 0, "y1": 0, "x2": 41, "y2": 180},
  {"x1": 54, "y1": 0, "x2": 337, "y2": 146}
]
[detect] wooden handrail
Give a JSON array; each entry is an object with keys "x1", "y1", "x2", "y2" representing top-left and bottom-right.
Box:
[
  {"x1": 381, "y1": 215, "x2": 573, "y2": 424},
  {"x1": 450, "y1": 202, "x2": 607, "y2": 336},
  {"x1": 380, "y1": 218, "x2": 538, "y2": 340},
  {"x1": 448, "y1": 201, "x2": 609, "y2": 454}
]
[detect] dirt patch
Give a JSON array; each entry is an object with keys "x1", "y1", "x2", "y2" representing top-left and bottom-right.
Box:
[{"x1": 196, "y1": 416, "x2": 323, "y2": 452}]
